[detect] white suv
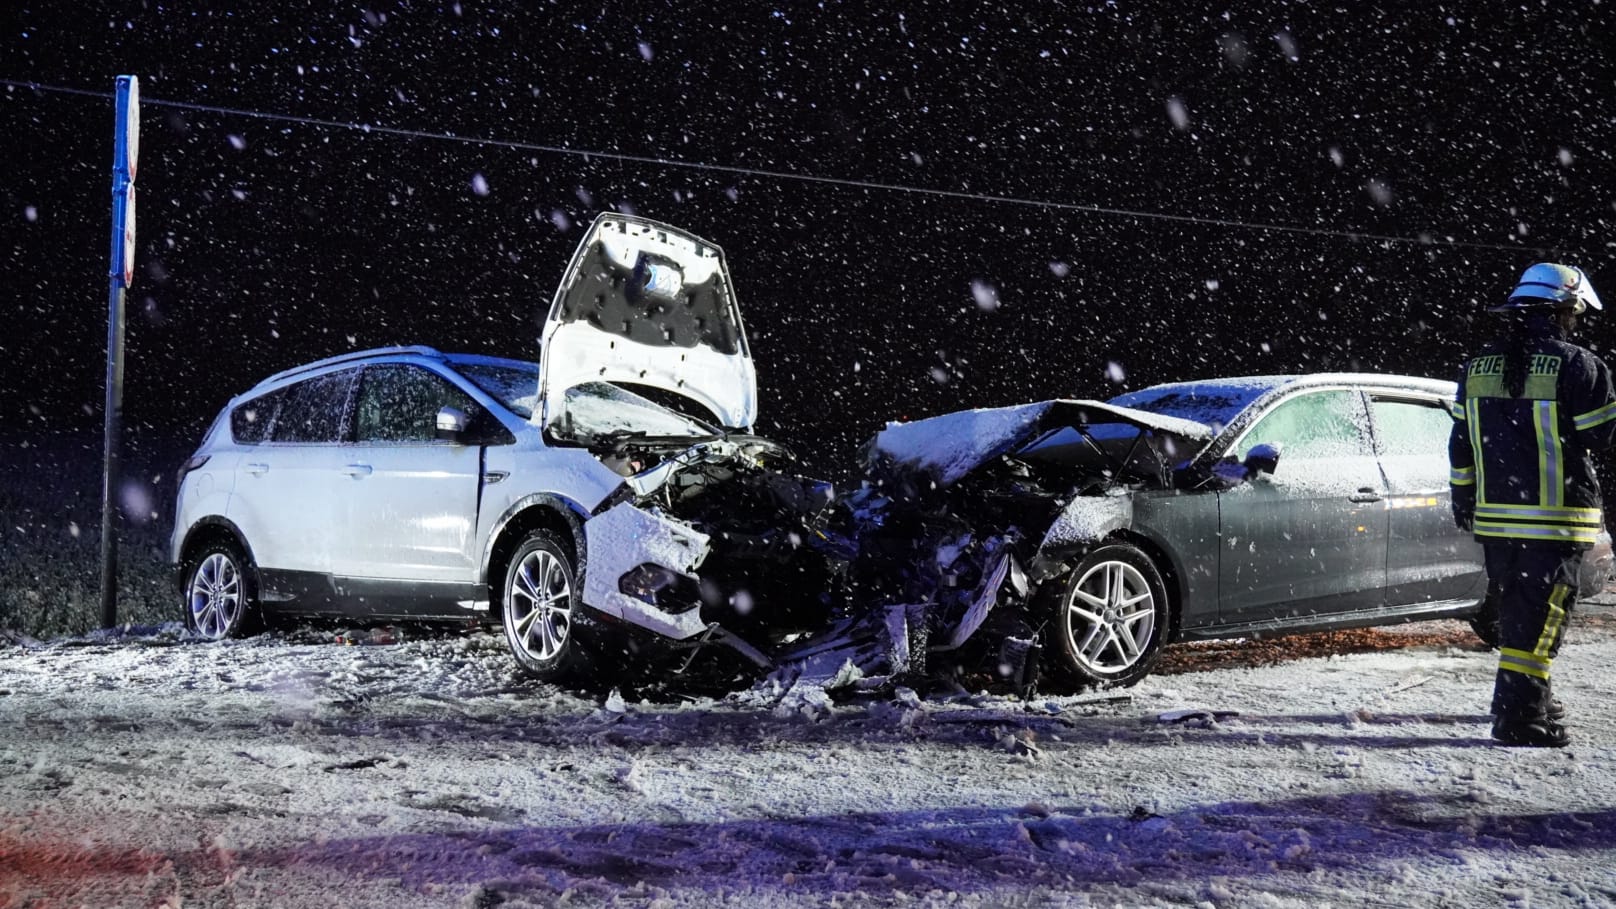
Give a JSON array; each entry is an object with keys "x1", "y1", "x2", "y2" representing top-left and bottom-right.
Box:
[{"x1": 171, "y1": 214, "x2": 843, "y2": 680}]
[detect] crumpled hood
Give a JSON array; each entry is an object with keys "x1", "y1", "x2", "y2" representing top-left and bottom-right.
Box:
[
  {"x1": 539, "y1": 213, "x2": 758, "y2": 434},
  {"x1": 867, "y1": 399, "x2": 1215, "y2": 488}
]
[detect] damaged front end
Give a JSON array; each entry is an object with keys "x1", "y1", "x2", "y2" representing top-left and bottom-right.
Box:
[
  {"x1": 774, "y1": 400, "x2": 1213, "y2": 694},
  {"x1": 580, "y1": 426, "x2": 852, "y2": 677},
  {"x1": 536, "y1": 213, "x2": 852, "y2": 680}
]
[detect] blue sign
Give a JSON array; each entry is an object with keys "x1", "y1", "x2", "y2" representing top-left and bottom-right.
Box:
[{"x1": 109, "y1": 75, "x2": 139, "y2": 286}]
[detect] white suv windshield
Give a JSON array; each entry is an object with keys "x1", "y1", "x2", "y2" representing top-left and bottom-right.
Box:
[
  {"x1": 560, "y1": 382, "x2": 716, "y2": 442},
  {"x1": 456, "y1": 363, "x2": 541, "y2": 419}
]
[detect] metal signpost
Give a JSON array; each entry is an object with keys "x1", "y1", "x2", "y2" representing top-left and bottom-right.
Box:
[{"x1": 100, "y1": 75, "x2": 139, "y2": 628}]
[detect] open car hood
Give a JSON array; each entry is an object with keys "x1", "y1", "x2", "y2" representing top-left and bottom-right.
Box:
[
  {"x1": 867, "y1": 399, "x2": 1215, "y2": 488},
  {"x1": 539, "y1": 214, "x2": 758, "y2": 434}
]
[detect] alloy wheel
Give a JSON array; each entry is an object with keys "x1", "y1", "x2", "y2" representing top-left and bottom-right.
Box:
[
  {"x1": 188, "y1": 551, "x2": 242, "y2": 640},
  {"x1": 508, "y1": 547, "x2": 574, "y2": 662},
  {"x1": 1062, "y1": 559, "x2": 1158, "y2": 675}
]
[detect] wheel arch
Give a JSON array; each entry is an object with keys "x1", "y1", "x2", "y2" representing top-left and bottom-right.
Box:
[
  {"x1": 1039, "y1": 529, "x2": 1184, "y2": 641},
  {"x1": 481, "y1": 494, "x2": 589, "y2": 612},
  {"x1": 176, "y1": 517, "x2": 260, "y2": 593}
]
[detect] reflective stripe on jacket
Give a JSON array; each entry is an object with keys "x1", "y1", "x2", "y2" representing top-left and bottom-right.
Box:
[{"x1": 1448, "y1": 320, "x2": 1616, "y2": 547}]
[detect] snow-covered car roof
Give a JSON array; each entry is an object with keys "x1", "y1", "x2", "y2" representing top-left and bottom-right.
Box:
[
  {"x1": 868, "y1": 374, "x2": 1458, "y2": 489},
  {"x1": 1109, "y1": 373, "x2": 1456, "y2": 432},
  {"x1": 869, "y1": 399, "x2": 1215, "y2": 488}
]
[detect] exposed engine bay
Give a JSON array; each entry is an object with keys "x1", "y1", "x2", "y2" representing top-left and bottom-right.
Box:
[
  {"x1": 767, "y1": 400, "x2": 1216, "y2": 695},
  {"x1": 576, "y1": 426, "x2": 852, "y2": 674}
]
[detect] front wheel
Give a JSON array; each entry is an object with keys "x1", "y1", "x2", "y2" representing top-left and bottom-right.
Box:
[
  {"x1": 182, "y1": 539, "x2": 260, "y2": 640},
  {"x1": 1042, "y1": 542, "x2": 1170, "y2": 689},
  {"x1": 501, "y1": 529, "x2": 586, "y2": 682}
]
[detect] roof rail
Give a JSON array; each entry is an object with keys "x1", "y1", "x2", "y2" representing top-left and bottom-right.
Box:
[{"x1": 257, "y1": 345, "x2": 446, "y2": 388}]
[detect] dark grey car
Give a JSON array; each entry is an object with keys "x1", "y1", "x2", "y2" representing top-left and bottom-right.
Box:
[{"x1": 823, "y1": 373, "x2": 1612, "y2": 692}]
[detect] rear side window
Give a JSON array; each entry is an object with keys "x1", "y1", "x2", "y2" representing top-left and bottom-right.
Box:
[
  {"x1": 354, "y1": 364, "x2": 481, "y2": 443},
  {"x1": 1369, "y1": 397, "x2": 1452, "y2": 458},
  {"x1": 270, "y1": 369, "x2": 359, "y2": 444},
  {"x1": 229, "y1": 391, "x2": 280, "y2": 444}
]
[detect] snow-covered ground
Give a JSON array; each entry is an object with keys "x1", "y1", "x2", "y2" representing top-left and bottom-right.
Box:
[{"x1": 4, "y1": 608, "x2": 1615, "y2": 909}]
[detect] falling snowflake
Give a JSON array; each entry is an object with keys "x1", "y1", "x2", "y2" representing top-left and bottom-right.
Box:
[
  {"x1": 1106, "y1": 361, "x2": 1127, "y2": 384},
  {"x1": 1166, "y1": 96, "x2": 1190, "y2": 131},
  {"x1": 24, "y1": 206, "x2": 37, "y2": 222},
  {"x1": 971, "y1": 280, "x2": 1001, "y2": 312},
  {"x1": 1274, "y1": 30, "x2": 1300, "y2": 61},
  {"x1": 120, "y1": 481, "x2": 152, "y2": 526},
  {"x1": 471, "y1": 173, "x2": 490, "y2": 196},
  {"x1": 228, "y1": 134, "x2": 247, "y2": 150},
  {"x1": 638, "y1": 42, "x2": 653, "y2": 61}
]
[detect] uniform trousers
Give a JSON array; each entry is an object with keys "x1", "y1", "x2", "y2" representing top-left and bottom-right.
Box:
[{"x1": 1482, "y1": 542, "x2": 1581, "y2": 721}]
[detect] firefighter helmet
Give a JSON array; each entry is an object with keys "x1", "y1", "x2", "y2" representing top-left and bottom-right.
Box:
[{"x1": 1490, "y1": 263, "x2": 1603, "y2": 314}]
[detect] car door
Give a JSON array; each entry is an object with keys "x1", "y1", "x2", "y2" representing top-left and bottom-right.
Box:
[
  {"x1": 340, "y1": 363, "x2": 485, "y2": 591},
  {"x1": 1217, "y1": 387, "x2": 1389, "y2": 624},
  {"x1": 233, "y1": 368, "x2": 359, "y2": 604},
  {"x1": 1367, "y1": 392, "x2": 1487, "y2": 606}
]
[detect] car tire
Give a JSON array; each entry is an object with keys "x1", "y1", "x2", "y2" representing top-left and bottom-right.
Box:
[
  {"x1": 501, "y1": 529, "x2": 586, "y2": 681},
  {"x1": 1042, "y1": 542, "x2": 1170, "y2": 689},
  {"x1": 182, "y1": 539, "x2": 261, "y2": 640}
]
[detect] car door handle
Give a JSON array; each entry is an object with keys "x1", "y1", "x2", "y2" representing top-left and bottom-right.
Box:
[
  {"x1": 342, "y1": 463, "x2": 373, "y2": 478},
  {"x1": 246, "y1": 462, "x2": 270, "y2": 477},
  {"x1": 1348, "y1": 488, "x2": 1383, "y2": 503}
]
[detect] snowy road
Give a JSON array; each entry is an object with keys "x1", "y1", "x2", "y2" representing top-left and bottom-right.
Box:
[{"x1": 3, "y1": 615, "x2": 1615, "y2": 909}]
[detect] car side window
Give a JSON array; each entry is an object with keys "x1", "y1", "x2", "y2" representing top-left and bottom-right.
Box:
[
  {"x1": 270, "y1": 369, "x2": 359, "y2": 444},
  {"x1": 354, "y1": 364, "x2": 481, "y2": 444},
  {"x1": 1238, "y1": 390, "x2": 1373, "y2": 460},
  {"x1": 1368, "y1": 397, "x2": 1451, "y2": 458},
  {"x1": 230, "y1": 390, "x2": 281, "y2": 444}
]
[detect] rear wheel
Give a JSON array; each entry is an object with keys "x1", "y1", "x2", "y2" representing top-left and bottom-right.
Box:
[
  {"x1": 182, "y1": 540, "x2": 260, "y2": 640},
  {"x1": 501, "y1": 529, "x2": 586, "y2": 681},
  {"x1": 1043, "y1": 542, "x2": 1170, "y2": 689}
]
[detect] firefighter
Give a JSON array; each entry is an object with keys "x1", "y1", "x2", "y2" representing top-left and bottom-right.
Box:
[{"x1": 1449, "y1": 262, "x2": 1615, "y2": 747}]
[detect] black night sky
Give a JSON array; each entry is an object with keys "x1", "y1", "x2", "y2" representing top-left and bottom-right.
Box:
[{"x1": 4, "y1": 1, "x2": 1615, "y2": 480}]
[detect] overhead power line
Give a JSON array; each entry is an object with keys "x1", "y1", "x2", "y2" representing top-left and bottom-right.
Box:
[{"x1": 2, "y1": 77, "x2": 1560, "y2": 256}]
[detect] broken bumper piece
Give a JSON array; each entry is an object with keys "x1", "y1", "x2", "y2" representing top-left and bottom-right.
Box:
[{"x1": 581, "y1": 501, "x2": 773, "y2": 668}]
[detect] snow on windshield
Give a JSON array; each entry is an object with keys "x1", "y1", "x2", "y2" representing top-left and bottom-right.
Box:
[
  {"x1": 1109, "y1": 376, "x2": 1293, "y2": 432},
  {"x1": 455, "y1": 362, "x2": 540, "y2": 419},
  {"x1": 561, "y1": 382, "x2": 711, "y2": 440}
]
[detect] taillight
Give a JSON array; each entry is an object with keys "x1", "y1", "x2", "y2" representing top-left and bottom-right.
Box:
[{"x1": 176, "y1": 453, "x2": 211, "y2": 486}]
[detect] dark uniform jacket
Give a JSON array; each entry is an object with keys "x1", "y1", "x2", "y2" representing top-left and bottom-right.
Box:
[{"x1": 1449, "y1": 318, "x2": 1616, "y2": 546}]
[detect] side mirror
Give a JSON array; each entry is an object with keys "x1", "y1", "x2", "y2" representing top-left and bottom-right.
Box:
[
  {"x1": 435, "y1": 406, "x2": 469, "y2": 444},
  {"x1": 1242, "y1": 442, "x2": 1282, "y2": 479}
]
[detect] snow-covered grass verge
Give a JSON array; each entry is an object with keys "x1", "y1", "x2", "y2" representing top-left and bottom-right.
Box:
[
  {"x1": 0, "y1": 437, "x2": 181, "y2": 638},
  {"x1": 3, "y1": 616, "x2": 1614, "y2": 908}
]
